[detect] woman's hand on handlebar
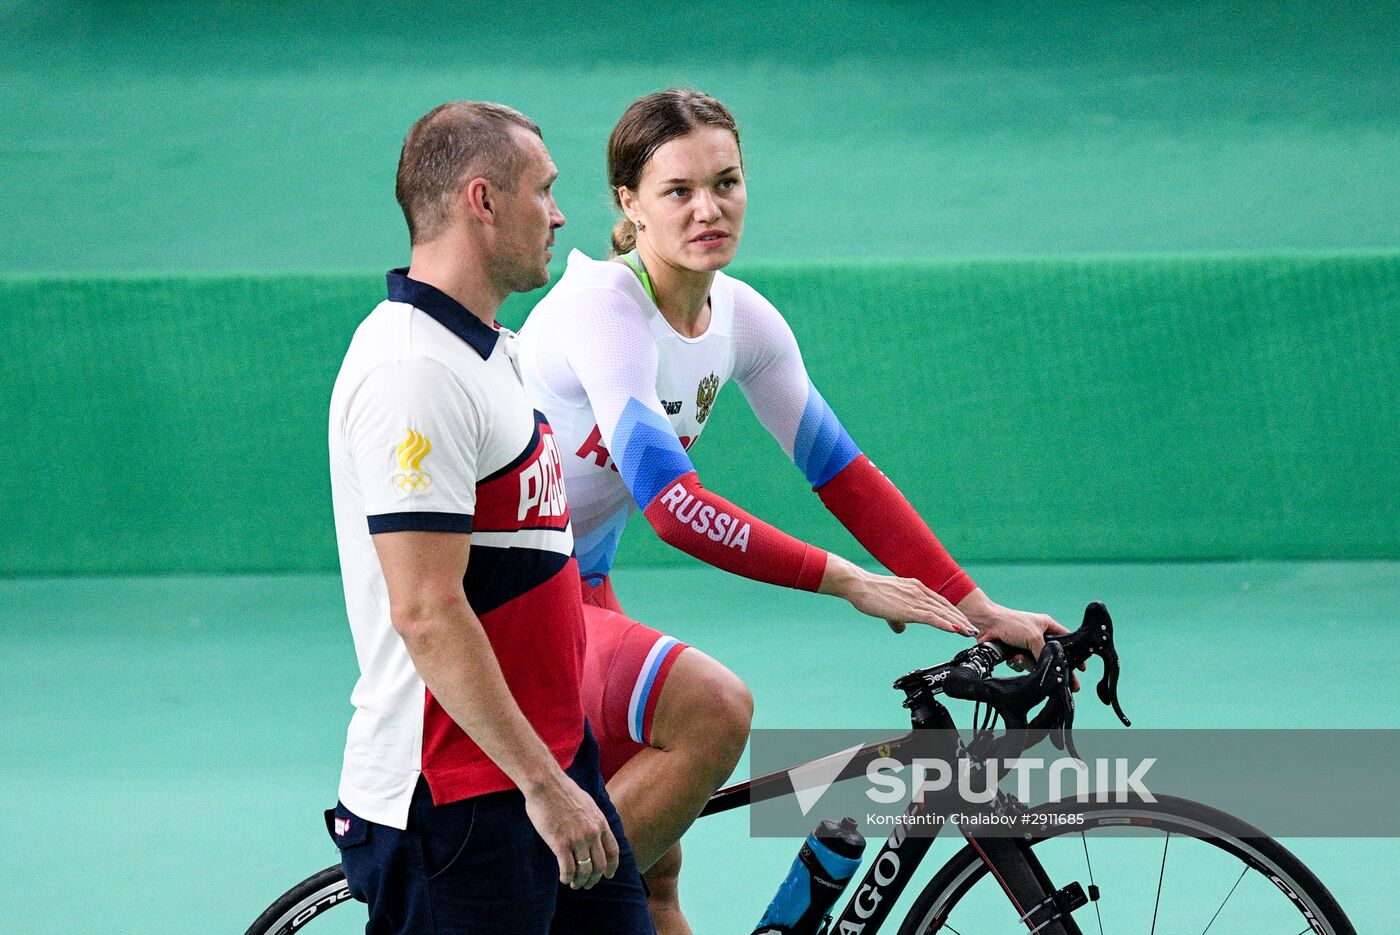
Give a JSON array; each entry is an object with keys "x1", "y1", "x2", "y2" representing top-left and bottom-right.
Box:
[
  {"x1": 957, "y1": 589, "x2": 1086, "y2": 688},
  {"x1": 819, "y1": 554, "x2": 978, "y2": 637}
]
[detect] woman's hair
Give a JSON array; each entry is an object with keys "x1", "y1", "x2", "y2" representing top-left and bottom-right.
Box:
[{"x1": 607, "y1": 89, "x2": 741, "y2": 255}]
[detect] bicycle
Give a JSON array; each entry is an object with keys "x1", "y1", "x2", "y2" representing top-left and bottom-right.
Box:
[{"x1": 245, "y1": 603, "x2": 1355, "y2": 934}]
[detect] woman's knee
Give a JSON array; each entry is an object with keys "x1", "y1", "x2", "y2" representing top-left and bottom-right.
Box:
[{"x1": 653, "y1": 649, "x2": 753, "y2": 759}]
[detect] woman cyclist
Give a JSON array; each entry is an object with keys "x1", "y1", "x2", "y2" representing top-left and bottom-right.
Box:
[{"x1": 516, "y1": 89, "x2": 1066, "y2": 933}]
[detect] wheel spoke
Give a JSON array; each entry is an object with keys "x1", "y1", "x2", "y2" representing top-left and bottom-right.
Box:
[
  {"x1": 1079, "y1": 831, "x2": 1105, "y2": 935},
  {"x1": 1149, "y1": 832, "x2": 1170, "y2": 935},
  {"x1": 1199, "y1": 866, "x2": 1247, "y2": 935}
]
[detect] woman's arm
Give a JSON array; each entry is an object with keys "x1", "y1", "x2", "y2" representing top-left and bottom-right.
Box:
[
  {"x1": 562, "y1": 287, "x2": 970, "y2": 634},
  {"x1": 729, "y1": 283, "x2": 974, "y2": 600},
  {"x1": 729, "y1": 283, "x2": 1064, "y2": 651}
]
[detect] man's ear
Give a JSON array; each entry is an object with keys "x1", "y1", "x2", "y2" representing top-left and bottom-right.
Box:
[{"x1": 460, "y1": 177, "x2": 494, "y2": 225}]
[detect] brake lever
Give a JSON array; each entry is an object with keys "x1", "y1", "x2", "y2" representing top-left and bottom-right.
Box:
[
  {"x1": 998, "y1": 603, "x2": 1131, "y2": 728},
  {"x1": 1030, "y1": 663, "x2": 1080, "y2": 761},
  {"x1": 1028, "y1": 643, "x2": 1080, "y2": 760},
  {"x1": 1081, "y1": 602, "x2": 1131, "y2": 727},
  {"x1": 964, "y1": 647, "x2": 1065, "y2": 763}
]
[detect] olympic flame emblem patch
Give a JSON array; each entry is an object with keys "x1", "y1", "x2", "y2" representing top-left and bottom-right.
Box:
[{"x1": 393, "y1": 429, "x2": 433, "y2": 492}]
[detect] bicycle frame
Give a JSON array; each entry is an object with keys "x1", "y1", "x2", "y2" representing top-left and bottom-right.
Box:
[{"x1": 699, "y1": 696, "x2": 1082, "y2": 935}]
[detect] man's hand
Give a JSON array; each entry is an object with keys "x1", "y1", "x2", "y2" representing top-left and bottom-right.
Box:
[
  {"x1": 820, "y1": 554, "x2": 978, "y2": 637},
  {"x1": 957, "y1": 589, "x2": 1085, "y2": 688},
  {"x1": 523, "y1": 771, "x2": 621, "y2": 890}
]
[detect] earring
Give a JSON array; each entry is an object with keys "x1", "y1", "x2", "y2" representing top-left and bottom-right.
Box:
[{"x1": 634, "y1": 218, "x2": 645, "y2": 232}]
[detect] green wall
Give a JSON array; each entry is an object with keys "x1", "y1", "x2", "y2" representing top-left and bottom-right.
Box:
[
  {"x1": 7, "y1": 2, "x2": 1396, "y2": 573},
  {"x1": 3, "y1": 252, "x2": 1395, "y2": 575},
  {"x1": 4, "y1": 1, "x2": 1398, "y2": 273}
]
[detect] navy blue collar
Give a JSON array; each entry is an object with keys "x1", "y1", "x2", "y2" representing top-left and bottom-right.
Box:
[{"x1": 386, "y1": 268, "x2": 499, "y2": 359}]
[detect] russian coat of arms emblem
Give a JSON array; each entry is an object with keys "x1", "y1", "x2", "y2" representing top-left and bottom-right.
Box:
[{"x1": 695, "y1": 373, "x2": 719, "y2": 423}]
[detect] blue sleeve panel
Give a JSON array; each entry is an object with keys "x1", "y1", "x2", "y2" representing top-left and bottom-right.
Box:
[
  {"x1": 793, "y1": 380, "x2": 861, "y2": 488},
  {"x1": 612, "y1": 396, "x2": 697, "y2": 507},
  {"x1": 572, "y1": 505, "x2": 632, "y2": 580}
]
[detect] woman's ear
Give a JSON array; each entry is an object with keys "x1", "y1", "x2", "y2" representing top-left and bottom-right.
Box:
[{"x1": 616, "y1": 186, "x2": 639, "y2": 223}]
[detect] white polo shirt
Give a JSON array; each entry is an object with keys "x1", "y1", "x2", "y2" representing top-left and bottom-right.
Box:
[{"x1": 328, "y1": 268, "x2": 585, "y2": 830}]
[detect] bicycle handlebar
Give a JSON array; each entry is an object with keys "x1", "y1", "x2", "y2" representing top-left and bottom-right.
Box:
[{"x1": 892, "y1": 602, "x2": 1131, "y2": 758}]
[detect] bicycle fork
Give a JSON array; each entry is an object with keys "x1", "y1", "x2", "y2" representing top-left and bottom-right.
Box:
[{"x1": 964, "y1": 836, "x2": 1088, "y2": 935}]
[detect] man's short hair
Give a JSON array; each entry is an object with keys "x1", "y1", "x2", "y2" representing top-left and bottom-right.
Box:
[{"x1": 395, "y1": 101, "x2": 543, "y2": 244}]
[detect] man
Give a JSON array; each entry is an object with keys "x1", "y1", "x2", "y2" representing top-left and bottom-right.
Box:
[{"x1": 325, "y1": 101, "x2": 653, "y2": 933}]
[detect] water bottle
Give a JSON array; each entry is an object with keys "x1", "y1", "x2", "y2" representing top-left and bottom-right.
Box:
[{"x1": 752, "y1": 817, "x2": 867, "y2": 935}]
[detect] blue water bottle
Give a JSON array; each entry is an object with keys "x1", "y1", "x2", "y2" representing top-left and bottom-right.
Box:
[{"x1": 752, "y1": 817, "x2": 867, "y2": 935}]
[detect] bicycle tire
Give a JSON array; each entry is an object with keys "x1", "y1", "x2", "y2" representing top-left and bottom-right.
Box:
[
  {"x1": 243, "y1": 864, "x2": 350, "y2": 935},
  {"x1": 896, "y1": 793, "x2": 1354, "y2": 935}
]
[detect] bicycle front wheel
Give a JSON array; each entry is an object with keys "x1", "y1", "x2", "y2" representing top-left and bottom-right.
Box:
[
  {"x1": 243, "y1": 864, "x2": 354, "y2": 935},
  {"x1": 897, "y1": 794, "x2": 1353, "y2": 935}
]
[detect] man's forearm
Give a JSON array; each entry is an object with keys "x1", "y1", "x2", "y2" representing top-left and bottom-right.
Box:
[{"x1": 397, "y1": 599, "x2": 563, "y2": 793}]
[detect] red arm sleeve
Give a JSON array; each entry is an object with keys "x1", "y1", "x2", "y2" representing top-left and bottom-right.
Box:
[
  {"x1": 642, "y1": 471, "x2": 829, "y2": 592},
  {"x1": 815, "y1": 455, "x2": 977, "y2": 603}
]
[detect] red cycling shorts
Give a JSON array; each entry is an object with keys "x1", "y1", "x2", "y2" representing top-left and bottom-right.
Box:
[{"x1": 579, "y1": 575, "x2": 689, "y2": 780}]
